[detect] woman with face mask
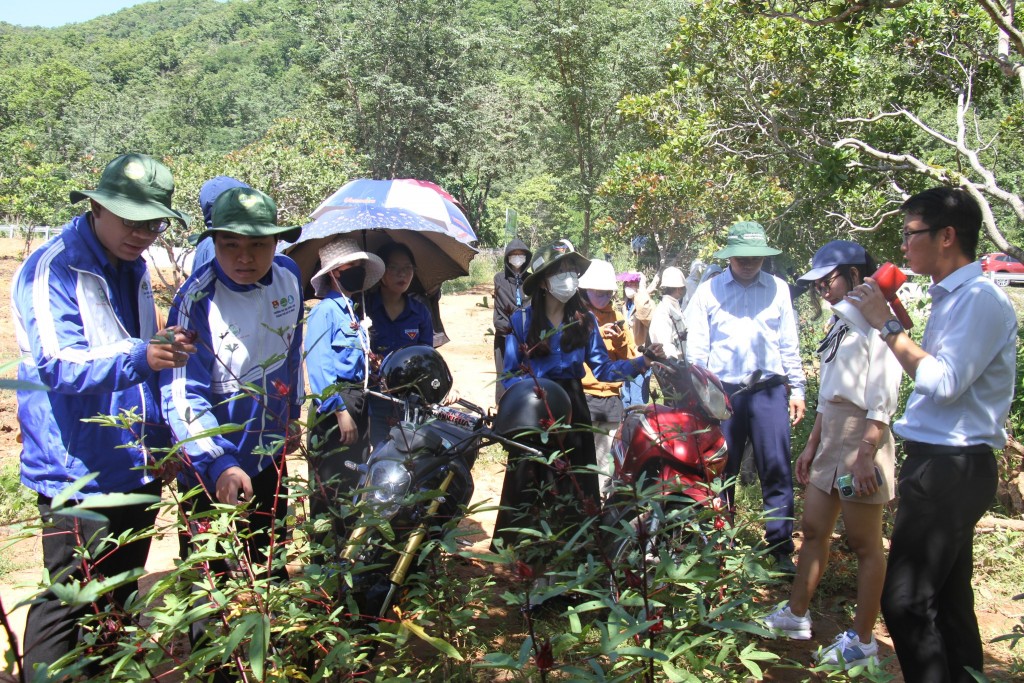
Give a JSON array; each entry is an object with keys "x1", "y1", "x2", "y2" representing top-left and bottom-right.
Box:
[
  {"x1": 304, "y1": 237, "x2": 386, "y2": 546},
  {"x1": 492, "y1": 239, "x2": 532, "y2": 404},
  {"x1": 492, "y1": 240, "x2": 661, "y2": 566},
  {"x1": 578, "y1": 260, "x2": 636, "y2": 497},
  {"x1": 617, "y1": 271, "x2": 655, "y2": 408}
]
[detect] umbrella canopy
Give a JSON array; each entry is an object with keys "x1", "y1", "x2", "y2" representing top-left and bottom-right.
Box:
[
  {"x1": 288, "y1": 202, "x2": 478, "y2": 296},
  {"x1": 311, "y1": 178, "x2": 477, "y2": 245}
]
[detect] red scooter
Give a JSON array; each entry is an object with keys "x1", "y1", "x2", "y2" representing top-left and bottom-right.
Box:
[{"x1": 601, "y1": 356, "x2": 734, "y2": 572}]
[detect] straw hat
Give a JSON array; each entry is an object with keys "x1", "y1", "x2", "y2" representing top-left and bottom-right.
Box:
[{"x1": 310, "y1": 237, "x2": 385, "y2": 297}]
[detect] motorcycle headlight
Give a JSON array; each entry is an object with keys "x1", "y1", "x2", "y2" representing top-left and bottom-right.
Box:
[
  {"x1": 694, "y1": 375, "x2": 732, "y2": 422},
  {"x1": 366, "y1": 459, "x2": 412, "y2": 519}
]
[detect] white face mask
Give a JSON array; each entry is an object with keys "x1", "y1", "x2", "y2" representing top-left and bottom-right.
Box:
[
  {"x1": 508, "y1": 254, "x2": 527, "y2": 269},
  {"x1": 546, "y1": 272, "x2": 579, "y2": 303},
  {"x1": 624, "y1": 286, "x2": 637, "y2": 299}
]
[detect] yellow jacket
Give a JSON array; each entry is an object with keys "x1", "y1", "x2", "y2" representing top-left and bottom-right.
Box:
[{"x1": 583, "y1": 305, "x2": 637, "y2": 396}]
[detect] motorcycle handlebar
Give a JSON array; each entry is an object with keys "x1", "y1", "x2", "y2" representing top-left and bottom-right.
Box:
[{"x1": 362, "y1": 389, "x2": 545, "y2": 457}]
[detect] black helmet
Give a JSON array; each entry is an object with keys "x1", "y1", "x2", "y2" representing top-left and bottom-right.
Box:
[
  {"x1": 493, "y1": 378, "x2": 573, "y2": 439},
  {"x1": 380, "y1": 345, "x2": 453, "y2": 404}
]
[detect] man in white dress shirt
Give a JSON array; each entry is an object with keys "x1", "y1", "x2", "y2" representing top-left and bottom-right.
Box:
[
  {"x1": 685, "y1": 221, "x2": 806, "y2": 572},
  {"x1": 849, "y1": 186, "x2": 1016, "y2": 683}
]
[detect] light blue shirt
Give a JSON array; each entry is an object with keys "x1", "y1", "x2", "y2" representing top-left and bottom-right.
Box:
[
  {"x1": 684, "y1": 267, "x2": 806, "y2": 399},
  {"x1": 894, "y1": 262, "x2": 1017, "y2": 448}
]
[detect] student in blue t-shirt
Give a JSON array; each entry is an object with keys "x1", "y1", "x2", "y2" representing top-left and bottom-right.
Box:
[{"x1": 365, "y1": 241, "x2": 433, "y2": 445}]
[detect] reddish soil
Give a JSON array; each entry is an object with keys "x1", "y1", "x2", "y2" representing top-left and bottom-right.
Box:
[{"x1": 0, "y1": 237, "x2": 1020, "y2": 681}]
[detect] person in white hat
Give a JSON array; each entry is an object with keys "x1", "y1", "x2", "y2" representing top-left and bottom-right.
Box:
[
  {"x1": 578, "y1": 260, "x2": 636, "y2": 495},
  {"x1": 648, "y1": 266, "x2": 688, "y2": 360},
  {"x1": 305, "y1": 236, "x2": 386, "y2": 548}
]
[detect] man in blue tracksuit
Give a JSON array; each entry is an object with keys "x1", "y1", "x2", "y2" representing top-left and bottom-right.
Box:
[
  {"x1": 160, "y1": 186, "x2": 303, "y2": 670},
  {"x1": 12, "y1": 153, "x2": 194, "y2": 677}
]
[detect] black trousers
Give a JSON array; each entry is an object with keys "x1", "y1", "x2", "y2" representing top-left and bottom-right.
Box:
[
  {"x1": 181, "y1": 461, "x2": 289, "y2": 667},
  {"x1": 494, "y1": 337, "x2": 507, "y2": 405},
  {"x1": 23, "y1": 479, "x2": 161, "y2": 678},
  {"x1": 881, "y1": 447, "x2": 996, "y2": 683}
]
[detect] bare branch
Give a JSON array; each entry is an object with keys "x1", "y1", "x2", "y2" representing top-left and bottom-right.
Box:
[{"x1": 825, "y1": 208, "x2": 903, "y2": 233}]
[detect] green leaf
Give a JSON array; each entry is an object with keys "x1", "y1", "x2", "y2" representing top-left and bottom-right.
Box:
[{"x1": 399, "y1": 617, "x2": 464, "y2": 660}]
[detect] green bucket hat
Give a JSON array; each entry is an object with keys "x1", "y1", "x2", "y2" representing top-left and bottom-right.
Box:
[
  {"x1": 190, "y1": 187, "x2": 302, "y2": 244},
  {"x1": 70, "y1": 154, "x2": 191, "y2": 226},
  {"x1": 523, "y1": 238, "x2": 591, "y2": 296},
  {"x1": 713, "y1": 220, "x2": 782, "y2": 259}
]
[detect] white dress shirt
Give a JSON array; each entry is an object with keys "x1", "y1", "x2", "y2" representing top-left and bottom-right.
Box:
[
  {"x1": 894, "y1": 262, "x2": 1017, "y2": 448},
  {"x1": 684, "y1": 267, "x2": 806, "y2": 399}
]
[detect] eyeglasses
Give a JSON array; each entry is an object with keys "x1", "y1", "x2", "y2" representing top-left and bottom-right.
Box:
[
  {"x1": 814, "y1": 272, "x2": 842, "y2": 294},
  {"x1": 386, "y1": 264, "x2": 415, "y2": 277},
  {"x1": 121, "y1": 217, "x2": 171, "y2": 235},
  {"x1": 901, "y1": 226, "x2": 945, "y2": 243}
]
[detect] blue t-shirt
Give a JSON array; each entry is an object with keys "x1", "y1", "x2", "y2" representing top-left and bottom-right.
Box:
[{"x1": 365, "y1": 291, "x2": 433, "y2": 359}]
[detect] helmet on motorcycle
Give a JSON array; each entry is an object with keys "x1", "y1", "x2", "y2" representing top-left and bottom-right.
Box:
[
  {"x1": 380, "y1": 345, "x2": 453, "y2": 404},
  {"x1": 493, "y1": 378, "x2": 573, "y2": 439}
]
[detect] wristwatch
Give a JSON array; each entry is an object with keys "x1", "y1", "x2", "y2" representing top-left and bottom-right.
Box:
[{"x1": 880, "y1": 318, "x2": 904, "y2": 340}]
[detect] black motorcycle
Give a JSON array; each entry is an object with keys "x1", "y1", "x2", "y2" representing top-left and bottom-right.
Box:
[{"x1": 337, "y1": 345, "x2": 563, "y2": 621}]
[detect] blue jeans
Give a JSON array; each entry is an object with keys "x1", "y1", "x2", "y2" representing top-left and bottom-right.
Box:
[{"x1": 621, "y1": 368, "x2": 651, "y2": 408}]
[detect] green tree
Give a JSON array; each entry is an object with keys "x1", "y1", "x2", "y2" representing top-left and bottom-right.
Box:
[{"x1": 610, "y1": 0, "x2": 1024, "y2": 264}]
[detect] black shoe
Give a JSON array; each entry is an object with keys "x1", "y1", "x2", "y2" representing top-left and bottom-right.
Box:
[{"x1": 770, "y1": 552, "x2": 797, "y2": 576}]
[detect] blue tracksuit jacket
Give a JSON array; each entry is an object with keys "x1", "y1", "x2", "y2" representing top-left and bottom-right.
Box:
[{"x1": 13, "y1": 213, "x2": 167, "y2": 499}]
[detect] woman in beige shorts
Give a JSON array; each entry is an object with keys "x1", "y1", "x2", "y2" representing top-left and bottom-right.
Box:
[{"x1": 763, "y1": 241, "x2": 902, "y2": 669}]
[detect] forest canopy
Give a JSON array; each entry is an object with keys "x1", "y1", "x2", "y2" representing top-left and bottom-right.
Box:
[{"x1": 1, "y1": 0, "x2": 1022, "y2": 268}]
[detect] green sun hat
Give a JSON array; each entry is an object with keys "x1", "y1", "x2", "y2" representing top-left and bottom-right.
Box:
[
  {"x1": 713, "y1": 220, "x2": 782, "y2": 259},
  {"x1": 523, "y1": 238, "x2": 591, "y2": 296},
  {"x1": 70, "y1": 154, "x2": 191, "y2": 226},
  {"x1": 190, "y1": 187, "x2": 302, "y2": 244}
]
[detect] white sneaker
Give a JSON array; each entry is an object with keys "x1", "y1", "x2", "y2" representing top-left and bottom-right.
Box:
[
  {"x1": 815, "y1": 629, "x2": 879, "y2": 669},
  {"x1": 762, "y1": 604, "x2": 812, "y2": 640}
]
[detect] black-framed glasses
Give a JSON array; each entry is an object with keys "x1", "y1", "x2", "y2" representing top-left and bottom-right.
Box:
[
  {"x1": 815, "y1": 271, "x2": 842, "y2": 294},
  {"x1": 121, "y1": 217, "x2": 171, "y2": 235},
  {"x1": 901, "y1": 226, "x2": 945, "y2": 243}
]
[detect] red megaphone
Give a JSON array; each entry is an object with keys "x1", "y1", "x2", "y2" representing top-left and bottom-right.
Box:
[{"x1": 872, "y1": 262, "x2": 913, "y2": 330}]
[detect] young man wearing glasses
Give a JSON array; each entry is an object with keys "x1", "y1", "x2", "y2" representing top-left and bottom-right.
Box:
[
  {"x1": 12, "y1": 154, "x2": 195, "y2": 677},
  {"x1": 848, "y1": 186, "x2": 1017, "y2": 683}
]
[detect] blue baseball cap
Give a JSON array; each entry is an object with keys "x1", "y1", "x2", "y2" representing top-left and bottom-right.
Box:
[{"x1": 798, "y1": 240, "x2": 869, "y2": 282}]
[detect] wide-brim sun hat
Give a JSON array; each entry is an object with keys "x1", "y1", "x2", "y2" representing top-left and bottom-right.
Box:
[
  {"x1": 523, "y1": 239, "x2": 591, "y2": 296},
  {"x1": 660, "y1": 266, "x2": 685, "y2": 289},
  {"x1": 713, "y1": 220, "x2": 782, "y2": 259},
  {"x1": 70, "y1": 153, "x2": 191, "y2": 226},
  {"x1": 190, "y1": 187, "x2": 302, "y2": 244},
  {"x1": 798, "y1": 240, "x2": 869, "y2": 282},
  {"x1": 578, "y1": 260, "x2": 617, "y2": 291},
  {"x1": 200, "y1": 176, "x2": 251, "y2": 229},
  {"x1": 616, "y1": 271, "x2": 642, "y2": 283},
  {"x1": 310, "y1": 237, "x2": 386, "y2": 297}
]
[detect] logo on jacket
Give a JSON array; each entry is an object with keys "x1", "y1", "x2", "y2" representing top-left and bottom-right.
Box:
[
  {"x1": 405, "y1": 329, "x2": 418, "y2": 340},
  {"x1": 271, "y1": 294, "x2": 297, "y2": 317}
]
